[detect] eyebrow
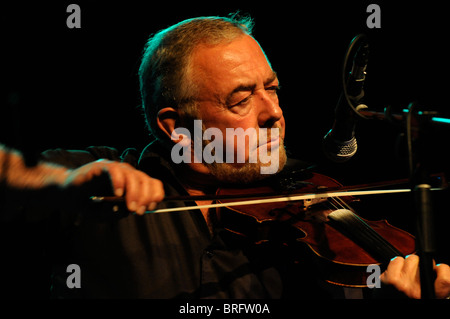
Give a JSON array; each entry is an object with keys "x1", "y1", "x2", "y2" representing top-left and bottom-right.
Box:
[
  {"x1": 264, "y1": 71, "x2": 279, "y2": 86},
  {"x1": 225, "y1": 71, "x2": 278, "y2": 104}
]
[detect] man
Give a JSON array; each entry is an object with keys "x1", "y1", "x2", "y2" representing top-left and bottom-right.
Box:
[{"x1": 12, "y1": 15, "x2": 449, "y2": 298}]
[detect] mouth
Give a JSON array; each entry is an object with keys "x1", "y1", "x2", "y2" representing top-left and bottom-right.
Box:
[{"x1": 262, "y1": 136, "x2": 280, "y2": 148}]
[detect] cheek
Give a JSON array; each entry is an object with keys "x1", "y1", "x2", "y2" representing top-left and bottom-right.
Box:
[
  {"x1": 200, "y1": 105, "x2": 261, "y2": 156},
  {"x1": 204, "y1": 114, "x2": 257, "y2": 137},
  {"x1": 207, "y1": 119, "x2": 258, "y2": 162}
]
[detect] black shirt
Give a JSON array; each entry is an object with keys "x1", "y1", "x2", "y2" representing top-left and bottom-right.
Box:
[
  {"x1": 40, "y1": 141, "x2": 293, "y2": 298},
  {"x1": 2, "y1": 141, "x2": 347, "y2": 299}
]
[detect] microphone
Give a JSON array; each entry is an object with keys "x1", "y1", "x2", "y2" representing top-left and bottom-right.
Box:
[{"x1": 323, "y1": 40, "x2": 369, "y2": 163}]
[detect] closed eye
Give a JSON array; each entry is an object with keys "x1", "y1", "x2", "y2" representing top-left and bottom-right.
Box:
[
  {"x1": 229, "y1": 86, "x2": 279, "y2": 108},
  {"x1": 230, "y1": 94, "x2": 252, "y2": 108},
  {"x1": 265, "y1": 85, "x2": 280, "y2": 92}
]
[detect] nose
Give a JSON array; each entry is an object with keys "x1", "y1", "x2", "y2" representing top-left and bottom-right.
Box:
[{"x1": 257, "y1": 91, "x2": 283, "y2": 128}]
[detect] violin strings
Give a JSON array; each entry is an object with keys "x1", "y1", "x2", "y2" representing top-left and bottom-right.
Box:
[
  {"x1": 327, "y1": 195, "x2": 351, "y2": 211},
  {"x1": 325, "y1": 195, "x2": 402, "y2": 262}
]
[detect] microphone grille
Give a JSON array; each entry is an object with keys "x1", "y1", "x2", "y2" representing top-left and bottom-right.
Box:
[
  {"x1": 337, "y1": 137, "x2": 357, "y2": 156},
  {"x1": 323, "y1": 133, "x2": 357, "y2": 163}
]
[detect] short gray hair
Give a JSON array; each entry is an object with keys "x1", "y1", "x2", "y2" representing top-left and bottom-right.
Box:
[{"x1": 138, "y1": 14, "x2": 254, "y2": 143}]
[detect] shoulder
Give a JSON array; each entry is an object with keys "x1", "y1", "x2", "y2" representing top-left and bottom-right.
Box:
[{"x1": 40, "y1": 146, "x2": 125, "y2": 168}]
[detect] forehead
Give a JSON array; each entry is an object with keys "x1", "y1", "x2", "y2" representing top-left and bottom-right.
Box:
[{"x1": 190, "y1": 35, "x2": 275, "y2": 98}]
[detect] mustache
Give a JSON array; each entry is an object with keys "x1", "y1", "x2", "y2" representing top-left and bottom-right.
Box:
[{"x1": 257, "y1": 124, "x2": 283, "y2": 146}]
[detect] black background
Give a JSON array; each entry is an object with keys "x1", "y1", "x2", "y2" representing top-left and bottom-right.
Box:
[
  {"x1": 1, "y1": 0, "x2": 449, "y2": 288},
  {"x1": 3, "y1": 2, "x2": 449, "y2": 177}
]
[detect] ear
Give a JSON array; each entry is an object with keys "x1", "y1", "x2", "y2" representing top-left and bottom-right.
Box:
[{"x1": 156, "y1": 107, "x2": 181, "y2": 141}]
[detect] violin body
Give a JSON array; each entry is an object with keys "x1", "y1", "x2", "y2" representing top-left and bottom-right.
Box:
[{"x1": 216, "y1": 172, "x2": 416, "y2": 287}]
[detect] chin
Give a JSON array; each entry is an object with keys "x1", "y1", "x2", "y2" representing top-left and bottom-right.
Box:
[{"x1": 207, "y1": 147, "x2": 287, "y2": 185}]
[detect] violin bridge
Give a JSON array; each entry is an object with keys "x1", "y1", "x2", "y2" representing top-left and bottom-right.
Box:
[{"x1": 302, "y1": 197, "x2": 328, "y2": 210}]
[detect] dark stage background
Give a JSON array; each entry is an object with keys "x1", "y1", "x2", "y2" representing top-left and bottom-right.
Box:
[{"x1": 1, "y1": 0, "x2": 449, "y2": 296}]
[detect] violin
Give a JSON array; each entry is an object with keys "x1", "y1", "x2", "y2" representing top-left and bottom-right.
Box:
[
  {"x1": 215, "y1": 172, "x2": 417, "y2": 287},
  {"x1": 92, "y1": 171, "x2": 447, "y2": 287}
]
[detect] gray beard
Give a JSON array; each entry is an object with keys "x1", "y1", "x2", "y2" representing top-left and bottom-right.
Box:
[{"x1": 204, "y1": 143, "x2": 287, "y2": 184}]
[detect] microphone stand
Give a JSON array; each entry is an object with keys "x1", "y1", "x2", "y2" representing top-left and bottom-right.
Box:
[
  {"x1": 337, "y1": 34, "x2": 448, "y2": 298},
  {"x1": 357, "y1": 103, "x2": 450, "y2": 299},
  {"x1": 405, "y1": 102, "x2": 436, "y2": 299}
]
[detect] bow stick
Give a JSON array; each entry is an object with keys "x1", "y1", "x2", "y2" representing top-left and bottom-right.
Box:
[{"x1": 91, "y1": 185, "x2": 445, "y2": 215}]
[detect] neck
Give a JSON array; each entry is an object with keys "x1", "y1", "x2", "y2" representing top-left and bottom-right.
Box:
[
  {"x1": 175, "y1": 164, "x2": 218, "y2": 235},
  {"x1": 175, "y1": 163, "x2": 218, "y2": 195}
]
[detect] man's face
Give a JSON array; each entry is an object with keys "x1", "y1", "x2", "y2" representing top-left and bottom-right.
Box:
[{"x1": 187, "y1": 34, "x2": 287, "y2": 183}]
